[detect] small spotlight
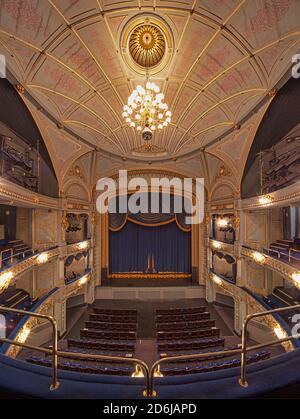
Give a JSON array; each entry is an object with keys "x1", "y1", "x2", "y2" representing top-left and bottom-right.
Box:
[
  {"x1": 259, "y1": 196, "x2": 273, "y2": 206},
  {"x1": 36, "y1": 253, "x2": 49, "y2": 265},
  {"x1": 252, "y1": 252, "x2": 266, "y2": 264}
]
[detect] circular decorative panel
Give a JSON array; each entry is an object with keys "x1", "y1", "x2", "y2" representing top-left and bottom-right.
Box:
[{"x1": 129, "y1": 24, "x2": 166, "y2": 68}]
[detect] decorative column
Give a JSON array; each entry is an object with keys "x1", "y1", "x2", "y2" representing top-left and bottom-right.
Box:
[{"x1": 100, "y1": 212, "x2": 109, "y2": 285}]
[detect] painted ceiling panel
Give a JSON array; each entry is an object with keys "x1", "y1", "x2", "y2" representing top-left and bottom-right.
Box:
[{"x1": 0, "y1": 0, "x2": 299, "y2": 163}]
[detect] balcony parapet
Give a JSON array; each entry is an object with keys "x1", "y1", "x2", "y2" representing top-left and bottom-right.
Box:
[
  {"x1": 2, "y1": 271, "x2": 92, "y2": 358},
  {"x1": 241, "y1": 246, "x2": 298, "y2": 284},
  {"x1": 0, "y1": 177, "x2": 61, "y2": 209},
  {"x1": 239, "y1": 181, "x2": 300, "y2": 211},
  {"x1": 209, "y1": 272, "x2": 294, "y2": 352},
  {"x1": 0, "y1": 240, "x2": 92, "y2": 292},
  {"x1": 209, "y1": 239, "x2": 235, "y2": 256}
]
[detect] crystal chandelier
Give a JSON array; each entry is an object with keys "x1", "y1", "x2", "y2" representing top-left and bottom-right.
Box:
[{"x1": 122, "y1": 82, "x2": 171, "y2": 135}]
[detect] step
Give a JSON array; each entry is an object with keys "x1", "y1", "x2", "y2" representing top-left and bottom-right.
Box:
[
  {"x1": 11, "y1": 294, "x2": 29, "y2": 309},
  {"x1": 274, "y1": 289, "x2": 296, "y2": 306},
  {"x1": 5, "y1": 290, "x2": 23, "y2": 304}
]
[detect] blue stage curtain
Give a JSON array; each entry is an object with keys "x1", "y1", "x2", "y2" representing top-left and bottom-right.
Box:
[{"x1": 109, "y1": 221, "x2": 191, "y2": 274}]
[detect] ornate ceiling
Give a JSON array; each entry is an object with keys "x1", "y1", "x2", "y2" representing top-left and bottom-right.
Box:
[{"x1": 0, "y1": 0, "x2": 300, "y2": 163}]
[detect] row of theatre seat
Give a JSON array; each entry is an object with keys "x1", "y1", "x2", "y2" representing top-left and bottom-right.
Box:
[
  {"x1": 93, "y1": 308, "x2": 137, "y2": 316},
  {"x1": 85, "y1": 321, "x2": 137, "y2": 332},
  {"x1": 161, "y1": 351, "x2": 271, "y2": 376},
  {"x1": 90, "y1": 313, "x2": 137, "y2": 323},
  {"x1": 158, "y1": 337, "x2": 225, "y2": 352},
  {"x1": 80, "y1": 329, "x2": 137, "y2": 341},
  {"x1": 27, "y1": 356, "x2": 133, "y2": 376},
  {"x1": 156, "y1": 307, "x2": 206, "y2": 316},
  {"x1": 68, "y1": 338, "x2": 135, "y2": 353},
  {"x1": 157, "y1": 327, "x2": 220, "y2": 342},
  {"x1": 157, "y1": 319, "x2": 215, "y2": 332},
  {"x1": 156, "y1": 312, "x2": 210, "y2": 323}
]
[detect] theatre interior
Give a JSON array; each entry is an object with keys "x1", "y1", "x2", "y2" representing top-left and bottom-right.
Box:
[{"x1": 0, "y1": 0, "x2": 300, "y2": 400}]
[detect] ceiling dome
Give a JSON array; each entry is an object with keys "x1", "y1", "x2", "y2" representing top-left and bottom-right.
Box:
[{"x1": 129, "y1": 24, "x2": 166, "y2": 68}]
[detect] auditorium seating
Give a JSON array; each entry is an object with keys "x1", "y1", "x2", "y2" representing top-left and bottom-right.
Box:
[
  {"x1": 156, "y1": 312, "x2": 210, "y2": 323},
  {"x1": 27, "y1": 356, "x2": 133, "y2": 376},
  {"x1": 159, "y1": 345, "x2": 239, "y2": 361},
  {"x1": 67, "y1": 339, "x2": 135, "y2": 353},
  {"x1": 158, "y1": 337, "x2": 225, "y2": 352},
  {"x1": 90, "y1": 313, "x2": 137, "y2": 323},
  {"x1": 157, "y1": 327, "x2": 220, "y2": 341},
  {"x1": 85, "y1": 321, "x2": 137, "y2": 332},
  {"x1": 53, "y1": 347, "x2": 134, "y2": 361},
  {"x1": 160, "y1": 351, "x2": 271, "y2": 376},
  {"x1": 156, "y1": 307, "x2": 206, "y2": 316},
  {"x1": 156, "y1": 319, "x2": 215, "y2": 332},
  {"x1": 80, "y1": 329, "x2": 137, "y2": 341},
  {"x1": 93, "y1": 308, "x2": 137, "y2": 316}
]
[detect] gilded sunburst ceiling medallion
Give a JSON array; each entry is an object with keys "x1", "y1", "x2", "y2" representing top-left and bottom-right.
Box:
[
  {"x1": 129, "y1": 24, "x2": 166, "y2": 68},
  {"x1": 121, "y1": 16, "x2": 173, "y2": 75}
]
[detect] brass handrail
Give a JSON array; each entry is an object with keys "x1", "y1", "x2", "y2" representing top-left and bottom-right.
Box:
[
  {"x1": 0, "y1": 306, "x2": 60, "y2": 391},
  {"x1": 0, "y1": 307, "x2": 151, "y2": 395},
  {"x1": 239, "y1": 304, "x2": 300, "y2": 388}
]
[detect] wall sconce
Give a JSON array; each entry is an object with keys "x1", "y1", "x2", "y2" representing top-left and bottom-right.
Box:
[
  {"x1": 0, "y1": 271, "x2": 14, "y2": 292},
  {"x1": 212, "y1": 241, "x2": 222, "y2": 250},
  {"x1": 17, "y1": 325, "x2": 31, "y2": 344},
  {"x1": 212, "y1": 274, "x2": 223, "y2": 286},
  {"x1": 217, "y1": 219, "x2": 228, "y2": 228},
  {"x1": 78, "y1": 241, "x2": 88, "y2": 251},
  {"x1": 36, "y1": 253, "x2": 49, "y2": 265},
  {"x1": 78, "y1": 275, "x2": 89, "y2": 287},
  {"x1": 292, "y1": 273, "x2": 300, "y2": 289},
  {"x1": 252, "y1": 252, "x2": 266, "y2": 264},
  {"x1": 131, "y1": 365, "x2": 145, "y2": 378},
  {"x1": 273, "y1": 326, "x2": 287, "y2": 341},
  {"x1": 258, "y1": 195, "x2": 273, "y2": 206}
]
